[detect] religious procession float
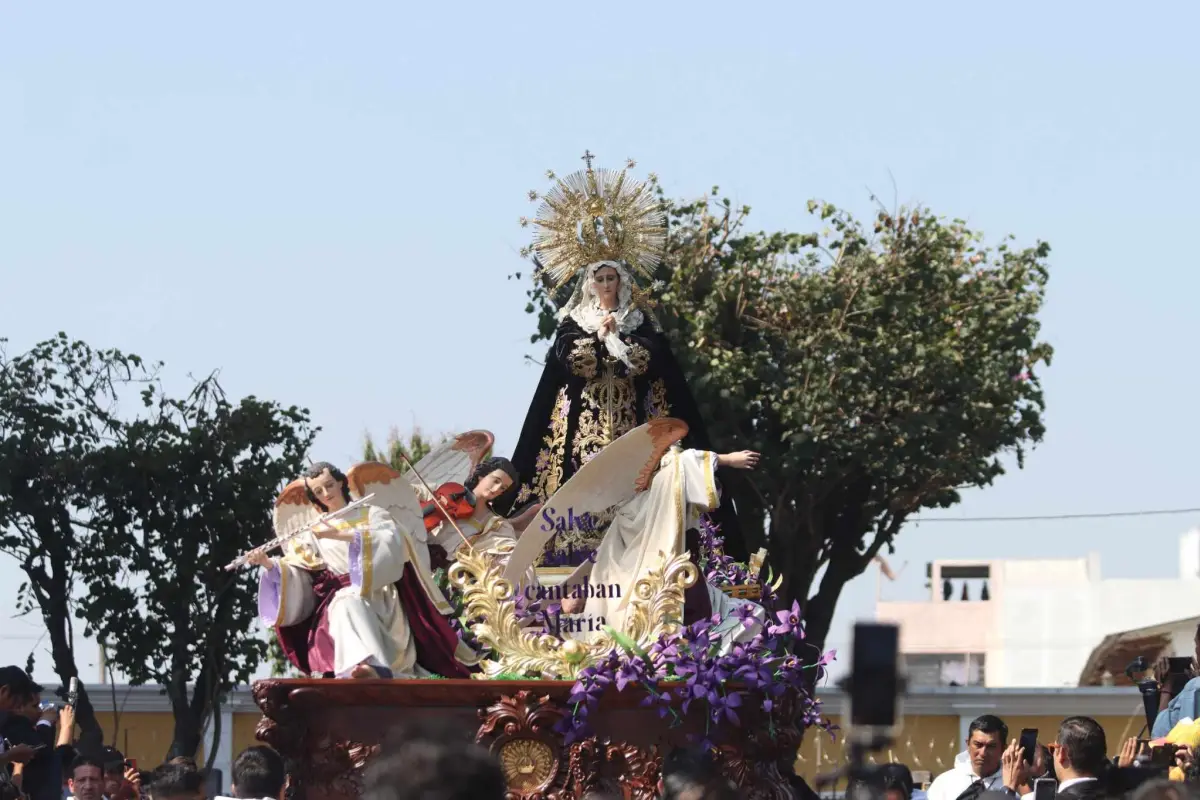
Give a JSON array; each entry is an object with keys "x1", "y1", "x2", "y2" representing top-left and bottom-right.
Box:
[{"x1": 239, "y1": 155, "x2": 833, "y2": 800}]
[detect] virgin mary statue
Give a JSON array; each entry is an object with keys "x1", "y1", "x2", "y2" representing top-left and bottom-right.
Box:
[{"x1": 503, "y1": 155, "x2": 739, "y2": 565}]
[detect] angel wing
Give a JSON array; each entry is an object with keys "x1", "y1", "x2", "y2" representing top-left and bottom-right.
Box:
[
  {"x1": 273, "y1": 479, "x2": 321, "y2": 538},
  {"x1": 346, "y1": 461, "x2": 424, "y2": 537},
  {"x1": 403, "y1": 430, "x2": 495, "y2": 490},
  {"x1": 502, "y1": 417, "x2": 689, "y2": 582},
  {"x1": 271, "y1": 479, "x2": 328, "y2": 569}
]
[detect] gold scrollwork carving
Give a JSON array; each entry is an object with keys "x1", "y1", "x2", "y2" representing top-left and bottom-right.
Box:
[{"x1": 448, "y1": 547, "x2": 698, "y2": 680}]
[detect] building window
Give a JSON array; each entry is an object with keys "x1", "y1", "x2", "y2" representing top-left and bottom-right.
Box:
[{"x1": 904, "y1": 653, "x2": 986, "y2": 687}]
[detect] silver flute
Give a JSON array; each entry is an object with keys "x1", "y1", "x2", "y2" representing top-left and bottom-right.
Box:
[{"x1": 223, "y1": 493, "x2": 376, "y2": 571}]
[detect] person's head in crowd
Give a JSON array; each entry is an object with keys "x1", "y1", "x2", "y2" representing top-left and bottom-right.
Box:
[
  {"x1": 361, "y1": 721, "x2": 505, "y2": 800},
  {"x1": 68, "y1": 756, "x2": 106, "y2": 800},
  {"x1": 966, "y1": 715, "x2": 1008, "y2": 778},
  {"x1": 230, "y1": 747, "x2": 285, "y2": 800},
  {"x1": 1054, "y1": 716, "x2": 1108, "y2": 782},
  {"x1": 146, "y1": 762, "x2": 204, "y2": 800},
  {"x1": 880, "y1": 763, "x2": 915, "y2": 800},
  {"x1": 579, "y1": 782, "x2": 623, "y2": 800},
  {"x1": 659, "y1": 747, "x2": 737, "y2": 800},
  {"x1": 1132, "y1": 779, "x2": 1196, "y2": 800},
  {"x1": 0, "y1": 666, "x2": 41, "y2": 713},
  {"x1": 100, "y1": 749, "x2": 126, "y2": 798}
]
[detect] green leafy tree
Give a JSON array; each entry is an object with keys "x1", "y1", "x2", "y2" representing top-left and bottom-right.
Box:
[
  {"x1": 77, "y1": 374, "x2": 315, "y2": 761},
  {"x1": 363, "y1": 426, "x2": 446, "y2": 471},
  {"x1": 517, "y1": 189, "x2": 1051, "y2": 651},
  {"x1": 0, "y1": 334, "x2": 156, "y2": 749}
]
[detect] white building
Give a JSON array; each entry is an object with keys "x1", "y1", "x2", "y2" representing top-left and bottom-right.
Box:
[{"x1": 876, "y1": 529, "x2": 1200, "y2": 687}]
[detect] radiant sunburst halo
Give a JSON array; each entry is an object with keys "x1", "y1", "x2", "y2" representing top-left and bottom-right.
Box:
[{"x1": 525, "y1": 152, "x2": 666, "y2": 291}]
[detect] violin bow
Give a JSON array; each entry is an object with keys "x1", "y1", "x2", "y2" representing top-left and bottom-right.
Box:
[{"x1": 398, "y1": 453, "x2": 474, "y2": 552}]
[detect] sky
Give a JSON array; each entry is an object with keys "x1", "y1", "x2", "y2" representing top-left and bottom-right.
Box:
[{"x1": 1, "y1": 0, "x2": 1199, "y2": 685}]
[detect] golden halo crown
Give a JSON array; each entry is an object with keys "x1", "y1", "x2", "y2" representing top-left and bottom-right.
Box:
[{"x1": 520, "y1": 151, "x2": 665, "y2": 291}]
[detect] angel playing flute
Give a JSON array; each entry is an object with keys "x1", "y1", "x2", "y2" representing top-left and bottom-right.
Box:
[{"x1": 252, "y1": 460, "x2": 479, "y2": 679}]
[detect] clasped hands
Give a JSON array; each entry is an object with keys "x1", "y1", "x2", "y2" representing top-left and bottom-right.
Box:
[{"x1": 597, "y1": 314, "x2": 617, "y2": 339}]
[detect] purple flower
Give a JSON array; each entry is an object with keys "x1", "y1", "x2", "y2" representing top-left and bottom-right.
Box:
[
  {"x1": 768, "y1": 600, "x2": 802, "y2": 638},
  {"x1": 709, "y1": 690, "x2": 743, "y2": 726},
  {"x1": 639, "y1": 690, "x2": 673, "y2": 719},
  {"x1": 733, "y1": 603, "x2": 759, "y2": 629},
  {"x1": 614, "y1": 656, "x2": 648, "y2": 691}
]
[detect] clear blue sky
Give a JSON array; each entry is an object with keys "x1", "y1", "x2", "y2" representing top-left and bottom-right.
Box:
[{"x1": 2, "y1": 0, "x2": 1198, "y2": 683}]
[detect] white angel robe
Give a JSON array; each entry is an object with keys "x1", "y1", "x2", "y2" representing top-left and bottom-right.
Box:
[
  {"x1": 569, "y1": 447, "x2": 766, "y2": 648},
  {"x1": 259, "y1": 503, "x2": 478, "y2": 677}
]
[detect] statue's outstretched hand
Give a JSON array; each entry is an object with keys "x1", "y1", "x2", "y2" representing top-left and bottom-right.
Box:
[{"x1": 718, "y1": 451, "x2": 760, "y2": 470}]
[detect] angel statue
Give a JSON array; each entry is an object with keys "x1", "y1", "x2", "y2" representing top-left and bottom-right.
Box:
[
  {"x1": 252, "y1": 460, "x2": 480, "y2": 679},
  {"x1": 503, "y1": 154, "x2": 742, "y2": 566},
  {"x1": 503, "y1": 419, "x2": 766, "y2": 653},
  {"x1": 422, "y1": 455, "x2": 543, "y2": 591}
]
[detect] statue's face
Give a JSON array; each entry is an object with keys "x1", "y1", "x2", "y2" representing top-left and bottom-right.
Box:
[
  {"x1": 308, "y1": 468, "x2": 347, "y2": 512},
  {"x1": 474, "y1": 469, "x2": 514, "y2": 503},
  {"x1": 592, "y1": 266, "x2": 620, "y2": 308}
]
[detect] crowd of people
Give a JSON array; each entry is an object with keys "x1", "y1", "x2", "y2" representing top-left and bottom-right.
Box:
[
  {"x1": 0, "y1": 666, "x2": 289, "y2": 800},
  {"x1": 848, "y1": 713, "x2": 1200, "y2": 800}
]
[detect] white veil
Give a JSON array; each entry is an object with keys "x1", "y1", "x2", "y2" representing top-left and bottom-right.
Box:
[{"x1": 558, "y1": 261, "x2": 649, "y2": 367}]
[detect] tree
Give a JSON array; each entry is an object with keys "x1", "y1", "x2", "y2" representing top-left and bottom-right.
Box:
[
  {"x1": 517, "y1": 189, "x2": 1051, "y2": 652},
  {"x1": 363, "y1": 426, "x2": 446, "y2": 471},
  {"x1": 0, "y1": 334, "x2": 156, "y2": 748},
  {"x1": 76, "y1": 375, "x2": 315, "y2": 761}
]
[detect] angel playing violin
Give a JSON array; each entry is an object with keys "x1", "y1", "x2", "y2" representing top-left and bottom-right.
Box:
[
  {"x1": 421, "y1": 455, "x2": 543, "y2": 591},
  {"x1": 252, "y1": 460, "x2": 479, "y2": 679}
]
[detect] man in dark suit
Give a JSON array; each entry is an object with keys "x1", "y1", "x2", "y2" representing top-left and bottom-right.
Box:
[
  {"x1": 1053, "y1": 717, "x2": 1108, "y2": 800},
  {"x1": 0, "y1": 666, "x2": 73, "y2": 800}
]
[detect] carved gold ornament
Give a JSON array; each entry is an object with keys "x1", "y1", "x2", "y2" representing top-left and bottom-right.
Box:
[
  {"x1": 447, "y1": 546, "x2": 698, "y2": 679},
  {"x1": 499, "y1": 739, "x2": 557, "y2": 792},
  {"x1": 523, "y1": 153, "x2": 666, "y2": 291}
]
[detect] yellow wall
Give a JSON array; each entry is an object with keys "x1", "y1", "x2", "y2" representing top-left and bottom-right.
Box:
[
  {"x1": 793, "y1": 711, "x2": 1151, "y2": 785},
  {"x1": 88, "y1": 711, "x2": 205, "y2": 770},
  {"x1": 795, "y1": 714, "x2": 962, "y2": 784},
  {"x1": 232, "y1": 712, "x2": 262, "y2": 758}
]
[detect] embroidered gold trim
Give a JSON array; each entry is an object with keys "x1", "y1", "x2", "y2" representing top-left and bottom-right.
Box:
[
  {"x1": 627, "y1": 342, "x2": 650, "y2": 376},
  {"x1": 275, "y1": 562, "x2": 289, "y2": 627},
  {"x1": 645, "y1": 378, "x2": 670, "y2": 420},
  {"x1": 702, "y1": 451, "x2": 718, "y2": 510},
  {"x1": 568, "y1": 338, "x2": 598, "y2": 379}
]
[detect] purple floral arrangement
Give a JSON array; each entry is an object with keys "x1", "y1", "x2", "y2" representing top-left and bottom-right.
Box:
[
  {"x1": 554, "y1": 516, "x2": 836, "y2": 750},
  {"x1": 697, "y1": 514, "x2": 779, "y2": 607}
]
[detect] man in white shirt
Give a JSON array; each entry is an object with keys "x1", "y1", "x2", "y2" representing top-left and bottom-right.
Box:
[{"x1": 927, "y1": 716, "x2": 1008, "y2": 800}]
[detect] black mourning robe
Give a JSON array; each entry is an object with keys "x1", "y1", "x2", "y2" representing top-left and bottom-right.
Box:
[{"x1": 501, "y1": 316, "x2": 743, "y2": 565}]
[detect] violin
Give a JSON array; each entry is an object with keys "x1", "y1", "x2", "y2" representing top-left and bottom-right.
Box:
[{"x1": 422, "y1": 482, "x2": 477, "y2": 532}]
